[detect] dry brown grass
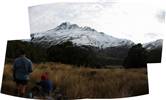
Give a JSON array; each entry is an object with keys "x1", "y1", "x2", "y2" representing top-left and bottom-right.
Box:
[{"x1": 1, "y1": 62, "x2": 149, "y2": 99}]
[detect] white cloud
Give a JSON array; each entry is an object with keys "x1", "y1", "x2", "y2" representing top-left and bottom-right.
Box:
[
  {"x1": 29, "y1": 2, "x2": 165, "y2": 43},
  {"x1": 144, "y1": 33, "x2": 164, "y2": 43}
]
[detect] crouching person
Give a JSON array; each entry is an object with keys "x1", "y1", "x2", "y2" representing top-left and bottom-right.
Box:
[{"x1": 37, "y1": 72, "x2": 53, "y2": 98}]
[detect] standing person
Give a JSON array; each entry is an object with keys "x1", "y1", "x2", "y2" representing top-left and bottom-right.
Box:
[{"x1": 13, "y1": 49, "x2": 33, "y2": 97}]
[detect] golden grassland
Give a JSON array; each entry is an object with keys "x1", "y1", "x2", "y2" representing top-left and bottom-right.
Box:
[{"x1": 1, "y1": 62, "x2": 149, "y2": 99}]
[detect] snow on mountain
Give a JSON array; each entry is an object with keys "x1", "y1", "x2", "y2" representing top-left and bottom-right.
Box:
[
  {"x1": 143, "y1": 39, "x2": 163, "y2": 50},
  {"x1": 31, "y1": 22, "x2": 134, "y2": 48}
]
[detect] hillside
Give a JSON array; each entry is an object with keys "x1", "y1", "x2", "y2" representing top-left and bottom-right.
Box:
[{"x1": 5, "y1": 22, "x2": 163, "y2": 67}]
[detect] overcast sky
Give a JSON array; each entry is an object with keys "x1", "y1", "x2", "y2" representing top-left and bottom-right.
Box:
[{"x1": 29, "y1": 2, "x2": 165, "y2": 43}]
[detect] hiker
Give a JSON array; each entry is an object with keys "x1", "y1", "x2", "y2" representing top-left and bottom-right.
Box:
[
  {"x1": 12, "y1": 49, "x2": 33, "y2": 97},
  {"x1": 37, "y1": 72, "x2": 53, "y2": 97}
]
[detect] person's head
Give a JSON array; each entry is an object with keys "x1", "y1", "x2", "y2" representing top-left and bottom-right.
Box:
[
  {"x1": 18, "y1": 49, "x2": 26, "y2": 57},
  {"x1": 41, "y1": 72, "x2": 49, "y2": 80}
]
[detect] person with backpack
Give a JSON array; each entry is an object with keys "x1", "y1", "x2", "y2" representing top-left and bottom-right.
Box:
[{"x1": 12, "y1": 49, "x2": 33, "y2": 97}]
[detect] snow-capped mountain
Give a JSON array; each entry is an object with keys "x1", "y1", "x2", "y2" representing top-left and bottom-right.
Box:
[
  {"x1": 31, "y1": 22, "x2": 134, "y2": 48},
  {"x1": 143, "y1": 39, "x2": 163, "y2": 50}
]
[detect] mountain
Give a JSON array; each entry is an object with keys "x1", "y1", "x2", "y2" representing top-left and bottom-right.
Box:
[
  {"x1": 31, "y1": 22, "x2": 134, "y2": 48},
  {"x1": 29, "y1": 22, "x2": 163, "y2": 65},
  {"x1": 143, "y1": 39, "x2": 163, "y2": 63},
  {"x1": 143, "y1": 39, "x2": 163, "y2": 50},
  {"x1": 5, "y1": 22, "x2": 161, "y2": 67}
]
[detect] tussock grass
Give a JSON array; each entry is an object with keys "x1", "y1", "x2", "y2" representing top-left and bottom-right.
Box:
[{"x1": 1, "y1": 62, "x2": 148, "y2": 99}]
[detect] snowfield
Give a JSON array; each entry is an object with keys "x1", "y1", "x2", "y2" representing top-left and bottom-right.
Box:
[{"x1": 31, "y1": 22, "x2": 134, "y2": 48}]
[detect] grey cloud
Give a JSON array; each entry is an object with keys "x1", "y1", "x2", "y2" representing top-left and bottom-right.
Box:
[
  {"x1": 28, "y1": 3, "x2": 114, "y2": 33},
  {"x1": 156, "y1": 10, "x2": 165, "y2": 23}
]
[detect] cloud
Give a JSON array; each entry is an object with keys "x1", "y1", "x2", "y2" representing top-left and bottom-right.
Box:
[
  {"x1": 29, "y1": 2, "x2": 164, "y2": 43},
  {"x1": 156, "y1": 10, "x2": 165, "y2": 23},
  {"x1": 144, "y1": 33, "x2": 164, "y2": 43}
]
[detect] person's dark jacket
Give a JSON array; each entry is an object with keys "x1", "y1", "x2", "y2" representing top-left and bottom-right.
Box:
[
  {"x1": 13, "y1": 56, "x2": 32, "y2": 80},
  {"x1": 38, "y1": 80, "x2": 53, "y2": 94}
]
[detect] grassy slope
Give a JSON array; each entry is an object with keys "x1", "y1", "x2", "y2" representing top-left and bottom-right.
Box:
[{"x1": 1, "y1": 62, "x2": 149, "y2": 99}]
